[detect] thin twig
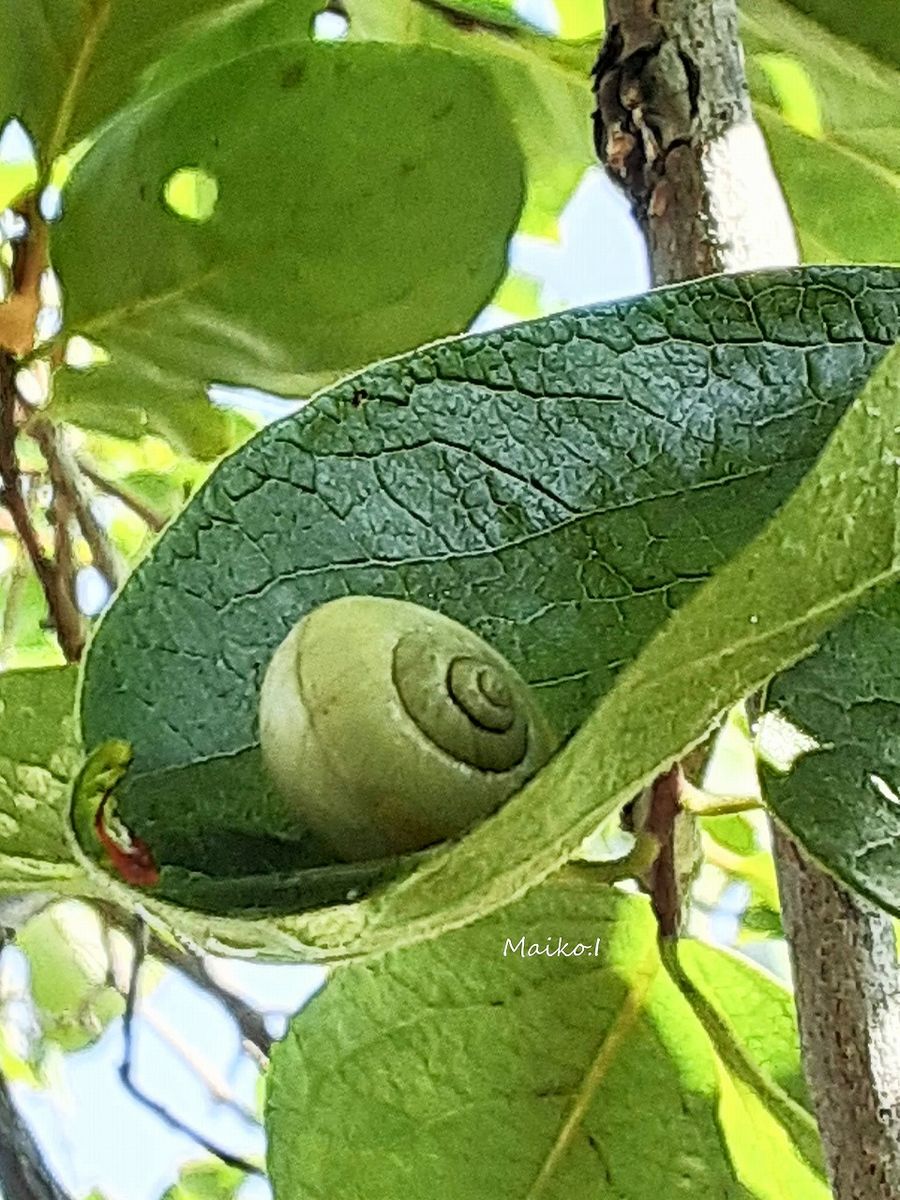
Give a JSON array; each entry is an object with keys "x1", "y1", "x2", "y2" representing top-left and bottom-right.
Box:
[
  {"x1": 76, "y1": 457, "x2": 167, "y2": 533},
  {"x1": 31, "y1": 417, "x2": 122, "y2": 591},
  {"x1": 139, "y1": 1005, "x2": 261, "y2": 1124},
  {"x1": 680, "y1": 781, "x2": 761, "y2": 816},
  {"x1": 120, "y1": 920, "x2": 264, "y2": 1176},
  {"x1": 46, "y1": 473, "x2": 79, "y2": 641},
  {"x1": 0, "y1": 351, "x2": 83, "y2": 661},
  {"x1": 567, "y1": 829, "x2": 661, "y2": 884},
  {"x1": 94, "y1": 902, "x2": 272, "y2": 1062},
  {"x1": 146, "y1": 932, "x2": 273, "y2": 1061}
]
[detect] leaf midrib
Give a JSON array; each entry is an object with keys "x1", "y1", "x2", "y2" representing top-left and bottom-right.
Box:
[
  {"x1": 525, "y1": 949, "x2": 659, "y2": 1197},
  {"x1": 45, "y1": 0, "x2": 114, "y2": 165}
]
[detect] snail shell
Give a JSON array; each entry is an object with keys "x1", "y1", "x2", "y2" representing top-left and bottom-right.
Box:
[{"x1": 258, "y1": 596, "x2": 559, "y2": 861}]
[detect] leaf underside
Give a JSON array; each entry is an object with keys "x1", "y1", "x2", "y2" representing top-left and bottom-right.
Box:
[{"x1": 268, "y1": 876, "x2": 827, "y2": 1199}]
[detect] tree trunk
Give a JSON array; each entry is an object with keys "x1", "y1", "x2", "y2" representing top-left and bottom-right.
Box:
[
  {"x1": 0, "y1": 1074, "x2": 71, "y2": 1200},
  {"x1": 595, "y1": 3, "x2": 900, "y2": 1197},
  {"x1": 593, "y1": 0, "x2": 796, "y2": 278},
  {"x1": 773, "y1": 831, "x2": 900, "y2": 1197}
]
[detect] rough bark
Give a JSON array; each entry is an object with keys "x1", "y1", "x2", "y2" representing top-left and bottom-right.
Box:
[
  {"x1": 773, "y1": 831, "x2": 900, "y2": 1198},
  {"x1": 593, "y1": 0, "x2": 796, "y2": 279},
  {"x1": 0, "y1": 352, "x2": 84, "y2": 662},
  {"x1": 596, "y1": 3, "x2": 900, "y2": 1197}
]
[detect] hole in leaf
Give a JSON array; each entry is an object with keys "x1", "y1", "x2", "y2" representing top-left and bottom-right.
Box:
[
  {"x1": 756, "y1": 711, "x2": 820, "y2": 773},
  {"x1": 311, "y1": 8, "x2": 349, "y2": 40},
  {"x1": 163, "y1": 167, "x2": 219, "y2": 222}
]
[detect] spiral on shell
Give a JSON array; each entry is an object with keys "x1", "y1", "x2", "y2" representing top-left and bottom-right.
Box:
[
  {"x1": 392, "y1": 631, "x2": 530, "y2": 772},
  {"x1": 258, "y1": 596, "x2": 559, "y2": 862}
]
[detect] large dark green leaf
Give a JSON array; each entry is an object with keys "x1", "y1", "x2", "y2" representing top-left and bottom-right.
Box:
[
  {"x1": 321, "y1": 336, "x2": 897, "y2": 960},
  {"x1": 763, "y1": 584, "x2": 900, "y2": 915},
  {"x1": 0, "y1": 0, "x2": 315, "y2": 162},
  {"x1": 51, "y1": 41, "x2": 524, "y2": 432},
  {"x1": 71, "y1": 267, "x2": 899, "y2": 959},
  {"x1": 761, "y1": 331, "x2": 899, "y2": 916},
  {"x1": 0, "y1": 667, "x2": 82, "y2": 892},
  {"x1": 268, "y1": 876, "x2": 825, "y2": 1199},
  {"x1": 82, "y1": 266, "x2": 899, "y2": 774}
]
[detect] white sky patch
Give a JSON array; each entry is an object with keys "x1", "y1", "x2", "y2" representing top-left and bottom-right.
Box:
[
  {"x1": 312, "y1": 9, "x2": 349, "y2": 40},
  {"x1": 516, "y1": 0, "x2": 559, "y2": 33},
  {"x1": 64, "y1": 335, "x2": 103, "y2": 368},
  {"x1": 756, "y1": 710, "x2": 823, "y2": 772},
  {"x1": 208, "y1": 383, "x2": 307, "y2": 423},
  {"x1": 75, "y1": 566, "x2": 111, "y2": 617},
  {"x1": 0, "y1": 119, "x2": 34, "y2": 162},
  {"x1": 15, "y1": 362, "x2": 49, "y2": 405}
]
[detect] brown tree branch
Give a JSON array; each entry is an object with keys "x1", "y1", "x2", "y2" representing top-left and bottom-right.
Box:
[
  {"x1": 594, "y1": 0, "x2": 796, "y2": 279},
  {"x1": 0, "y1": 198, "x2": 48, "y2": 359},
  {"x1": 45, "y1": 469, "x2": 79, "y2": 628},
  {"x1": 31, "y1": 417, "x2": 123, "y2": 591},
  {"x1": 641, "y1": 763, "x2": 688, "y2": 939},
  {"x1": 0, "y1": 352, "x2": 84, "y2": 661},
  {"x1": 596, "y1": 3, "x2": 900, "y2": 1196},
  {"x1": 75, "y1": 457, "x2": 167, "y2": 533},
  {"x1": 773, "y1": 831, "x2": 900, "y2": 1196},
  {"x1": 145, "y1": 931, "x2": 274, "y2": 1061}
]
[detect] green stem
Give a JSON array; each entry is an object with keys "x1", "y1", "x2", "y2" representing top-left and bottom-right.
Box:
[
  {"x1": 680, "y1": 781, "x2": 762, "y2": 817},
  {"x1": 568, "y1": 830, "x2": 661, "y2": 884},
  {"x1": 658, "y1": 936, "x2": 826, "y2": 1177}
]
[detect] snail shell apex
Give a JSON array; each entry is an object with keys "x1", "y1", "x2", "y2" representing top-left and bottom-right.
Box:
[
  {"x1": 258, "y1": 596, "x2": 559, "y2": 862},
  {"x1": 392, "y1": 632, "x2": 528, "y2": 771}
]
